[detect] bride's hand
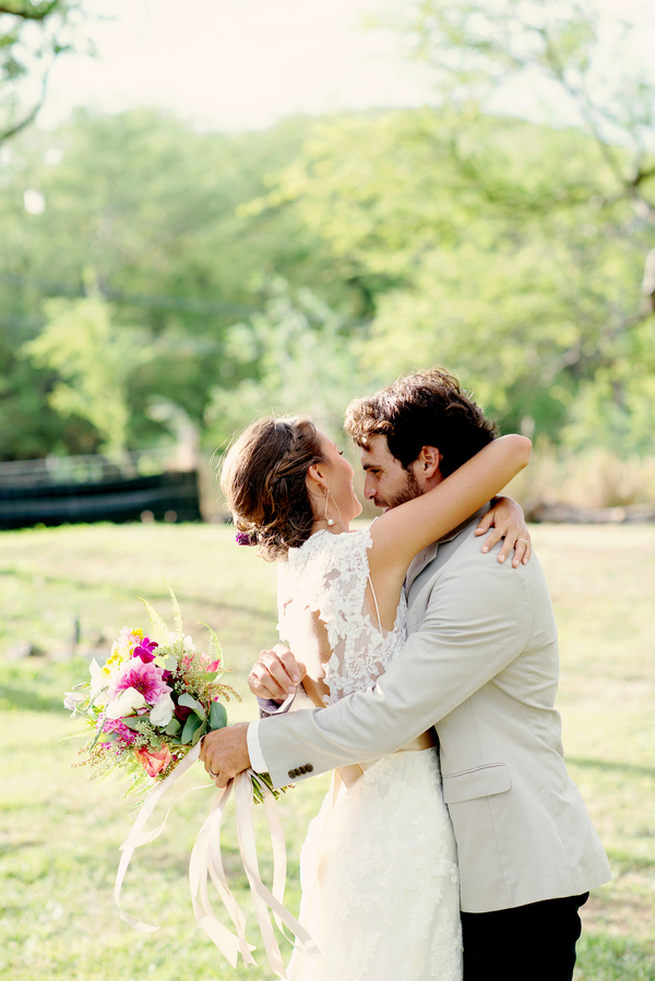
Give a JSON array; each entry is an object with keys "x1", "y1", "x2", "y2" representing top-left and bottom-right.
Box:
[
  {"x1": 248, "y1": 643, "x2": 307, "y2": 702},
  {"x1": 474, "y1": 496, "x2": 532, "y2": 567}
]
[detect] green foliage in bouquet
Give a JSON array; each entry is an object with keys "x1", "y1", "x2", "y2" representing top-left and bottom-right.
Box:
[{"x1": 65, "y1": 587, "x2": 239, "y2": 793}]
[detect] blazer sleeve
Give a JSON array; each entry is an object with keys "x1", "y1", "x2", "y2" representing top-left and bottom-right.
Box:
[{"x1": 258, "y1": 549, "x2": 534, "y2": 789}]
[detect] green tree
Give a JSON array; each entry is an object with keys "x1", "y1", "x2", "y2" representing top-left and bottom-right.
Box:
[
  {"x1": 261, "y1": 93, "x2": 654, "y2": 450},
  {"x1": 0, "y1": 1, "x2": 88, "y2": 144},
  {"x1": 394, "y1": 0, "x2": 655, "y2": 291},
  {"x1": 23, "y1": 292, "x2": 151, "y2": 454},
  {"x1": 389, "y1": 0, "x2": 655, "y2": 449},
  {"x1": 0, "y1": 110, "x2": 336, "y2": 456},
  {"x1": 204, "y1": 278, "x2": 366, "y2": 450}
]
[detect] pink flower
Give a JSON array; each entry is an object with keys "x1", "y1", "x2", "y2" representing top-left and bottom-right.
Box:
[
  {"x1": 102, "y1": 717, "x2": 137, "y2": 746},
  {"x1": 132, "y1": 637, "x2": 159, "y2": 663},
  {"x1": 135, "y1": 745, "x2": 172, "y2": 778},
  {"x1": 110, "y1": 660, "x2": 170, "y2": 707},
  {"x1": 206, "y1": 659, "x2": 222, "y2": 673}
]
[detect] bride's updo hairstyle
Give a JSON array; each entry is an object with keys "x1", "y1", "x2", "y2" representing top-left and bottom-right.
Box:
[{"x1": 220, "y1": 416, "x2": 325, "y2": 560}]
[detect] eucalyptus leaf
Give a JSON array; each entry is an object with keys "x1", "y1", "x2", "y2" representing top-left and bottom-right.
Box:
[
  {"x1": 191, "y1": 719, "x2": 208, "y2": 746},
  {"x1": 178, "y1": 692, "x2": 206, "y2": 719},
  {"x1": 122, "y1": 716, "x2": 147, "y2": 731},
  {"x1": 181, "y1": 713, "x2": 202, "y2": 745},
  {"x1": 209, "y1": 700, "x2": 228, "y2": 731},
  {"x1": 164, "y1": 717, "x2": 181, "y2": 735},
  {"x1": 156, "y1": 653, "x2": 177, "y2": 672}
]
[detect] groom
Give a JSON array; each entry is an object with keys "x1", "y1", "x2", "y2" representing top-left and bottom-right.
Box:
[{"x1": 201, "y1": 367, "x2": 611, "y2": 981}]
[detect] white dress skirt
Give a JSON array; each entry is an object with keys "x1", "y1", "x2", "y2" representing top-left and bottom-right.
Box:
[
  {"x1": 288, "y1": 749, "x2": 462, "y2": 980},
  {"x1": 277, "y1": 528, "x2": 463, "y2": 981}
]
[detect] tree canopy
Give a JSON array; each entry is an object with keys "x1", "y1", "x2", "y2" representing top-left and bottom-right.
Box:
[
  {"x1": 0, "y1": 1, "x2": 87, "y2": 144},
  {"x1": 1, "y1": 0, "x2": 654, "y2": 476}
]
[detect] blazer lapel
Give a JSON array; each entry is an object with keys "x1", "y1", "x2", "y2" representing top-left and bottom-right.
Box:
[
  {"x1": 405, "y1": 543, "x2": 439, "y2": 592},
  {"x1": 404, "y1": 506, "x2": 490, "y2": 594}
]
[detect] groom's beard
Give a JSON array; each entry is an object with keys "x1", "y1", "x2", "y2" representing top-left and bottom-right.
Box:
[{"x1": 379, "y1": 469, "x2": 422, "y2": 510}]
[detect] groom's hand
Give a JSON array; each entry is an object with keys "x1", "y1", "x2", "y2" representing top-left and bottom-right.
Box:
[
  {"x1": 200, "y1": 723, "x2": 250, "y2": 788},
  {"x1": 248, "y1": 643, "x2": 307, "y2": 702}
]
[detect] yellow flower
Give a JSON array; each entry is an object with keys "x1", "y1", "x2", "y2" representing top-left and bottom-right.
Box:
[{"x1": 101, "y1": 650, "x2": 125, "y2": 677}]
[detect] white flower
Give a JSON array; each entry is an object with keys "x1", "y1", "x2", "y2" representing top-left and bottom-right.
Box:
[
  {"x1": 63, "y1": 691, "x2": 85, "y2": 712},
  {"x1": 105, "y1": 687, "x2": 147, "y2": 720},
  {"x1": 149, "y1": 692, "x2": 175, "y2": 727},
  {"x1": 89, "y1": 659, "x2": 110, "y2": 706}
]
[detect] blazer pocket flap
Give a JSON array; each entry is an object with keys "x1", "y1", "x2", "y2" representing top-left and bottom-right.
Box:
[{"x1": 442, "y1": 763, "x2": 511, "y2": 804}]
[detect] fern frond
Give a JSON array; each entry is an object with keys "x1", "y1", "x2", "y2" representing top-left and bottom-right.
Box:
[
  {"x1": 139, "y1": 597, "x2": 169, "y2": 643},
  {"x1": 198, "y1": 621, "x2": 223, "y2": 669},
  {"x1": 164, "y1": 581, "x2": 185, "y2": 655}
]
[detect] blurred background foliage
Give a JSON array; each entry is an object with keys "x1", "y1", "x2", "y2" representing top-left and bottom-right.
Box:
[{"x1": 1, "y1": 0, "x2": 654, "y2": 506}]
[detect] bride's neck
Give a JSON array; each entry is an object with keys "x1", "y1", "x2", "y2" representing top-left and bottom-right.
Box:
[{"x1": 311, "y1": 517, "x2": 350, "y2": 535}]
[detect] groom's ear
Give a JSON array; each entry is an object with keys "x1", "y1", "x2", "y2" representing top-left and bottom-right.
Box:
[{"x1": 417, "y1": 446, "x2": 442, "y2": 479}]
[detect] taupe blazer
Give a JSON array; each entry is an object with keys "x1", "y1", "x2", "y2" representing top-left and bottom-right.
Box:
[{"x1": 258, "y1": 512, "x2": 611, "y2": 912}]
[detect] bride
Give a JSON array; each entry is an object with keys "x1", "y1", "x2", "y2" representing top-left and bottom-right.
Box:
[{"x1": 211, "y1": 414, "x2": 530, "y2": 980}]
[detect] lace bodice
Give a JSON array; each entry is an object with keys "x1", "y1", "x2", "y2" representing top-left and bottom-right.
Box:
[{"x1": 276, "y1": 528, "x2": 407, "y2": 705}]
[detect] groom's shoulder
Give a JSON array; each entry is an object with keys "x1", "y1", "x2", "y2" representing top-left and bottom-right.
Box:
[
  {"x1": 407, "y1": 516, "x2": 487, "y2": 593},
  {"x1": 433, "y1": 516, "x2": 542, "y2": 586},
  {"x1": 435, "y1": 519, "x2": 551, "y2": 611},
  {"x1": 436, "y1": 513, "x2": 491, "y2": 566}
]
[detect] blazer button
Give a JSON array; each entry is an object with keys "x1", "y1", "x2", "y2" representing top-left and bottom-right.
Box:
[
  {"x1": 306, "y1": 764, "x2": 313, "y2": 773},
  {"x1": 288, "y1": 769, "x2": 297, "y2": 779}
]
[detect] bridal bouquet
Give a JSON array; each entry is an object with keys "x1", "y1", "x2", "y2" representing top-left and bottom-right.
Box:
[
  {"x1": 64, "y1": 589, "x2": 313, "y2": 977},
  {"x1": 64, "y1": 590, "x2": 239, "y2": 793}
]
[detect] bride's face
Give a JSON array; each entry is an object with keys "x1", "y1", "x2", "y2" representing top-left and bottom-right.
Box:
[{"x1": 316, "y1": 433, "x2": 362, "y2": 525}]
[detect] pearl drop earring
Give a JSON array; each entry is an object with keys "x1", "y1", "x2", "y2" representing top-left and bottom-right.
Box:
[{"x1": 324, "y1": 491, "x2": 335, "y2": 526}]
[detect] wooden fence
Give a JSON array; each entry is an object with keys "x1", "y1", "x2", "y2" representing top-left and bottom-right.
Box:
[{"x1": 0, "y1": 450, "x2": 202, "y2": 530}]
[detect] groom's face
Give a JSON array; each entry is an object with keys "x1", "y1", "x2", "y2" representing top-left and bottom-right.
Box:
[{"x1": 360, "y1": 435, "x2": 422, "y2": 510}]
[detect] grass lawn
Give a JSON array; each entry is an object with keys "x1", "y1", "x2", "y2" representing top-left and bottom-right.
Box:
[{"x1": 1, "y1": 521, "x2": 653, "y2": 980}]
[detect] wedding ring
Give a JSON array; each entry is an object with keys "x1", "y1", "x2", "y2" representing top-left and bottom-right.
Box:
[
  {"x1": 209, "y1": 768, "x2": 220, "y2": 778},
  {"x1": 517, "y1": 538, "x2": 529, "y2": 545}
]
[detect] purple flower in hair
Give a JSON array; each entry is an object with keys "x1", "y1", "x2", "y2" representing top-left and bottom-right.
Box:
[{"x1": 235, "y1": 531, "x2": 254, "y2": 546}]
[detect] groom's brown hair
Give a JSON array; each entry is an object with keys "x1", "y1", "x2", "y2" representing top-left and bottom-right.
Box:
[{"x1": 344, "y1": 367, "x2": 497, "y2": 477}]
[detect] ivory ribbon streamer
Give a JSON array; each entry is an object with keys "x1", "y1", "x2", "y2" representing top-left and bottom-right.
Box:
[{"x1": 114, "y1": 746, "x2": 318, "y2": 979}]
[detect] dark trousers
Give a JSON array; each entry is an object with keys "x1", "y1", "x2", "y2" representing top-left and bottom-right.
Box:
[{"x1": 461, "y1": 893, "x2": 589, "y2": 981}]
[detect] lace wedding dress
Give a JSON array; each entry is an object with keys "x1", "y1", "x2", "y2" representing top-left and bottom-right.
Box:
[{"x1": 277, "y1": 528, "x2": 463, "y2": 981}]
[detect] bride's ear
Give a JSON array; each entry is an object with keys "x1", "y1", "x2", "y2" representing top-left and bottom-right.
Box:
[{"x1": 306, "y1": 463, "x2": 328, "y2": 492}]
